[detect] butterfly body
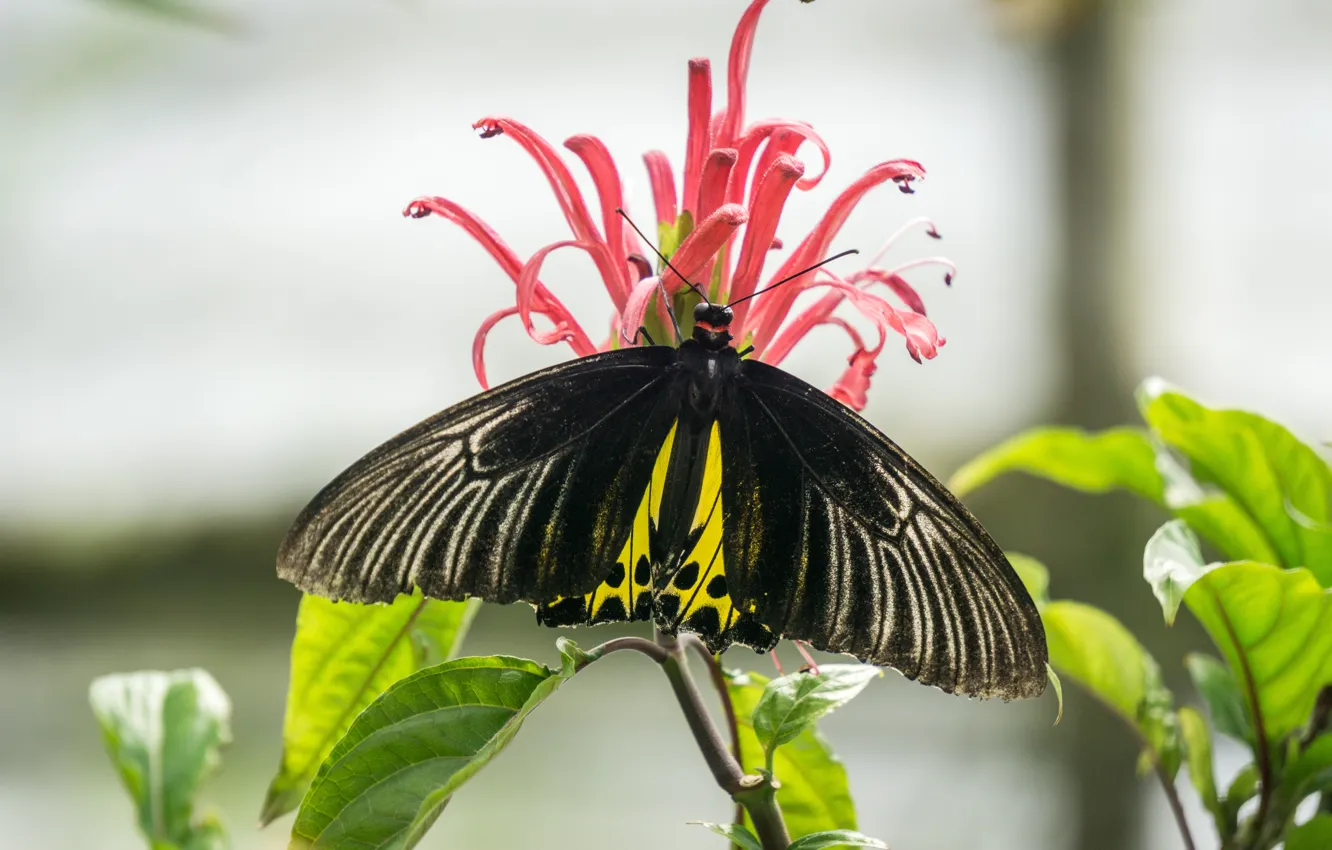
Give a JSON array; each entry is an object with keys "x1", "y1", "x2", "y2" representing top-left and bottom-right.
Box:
[{"x1": 279, "y1": 306, "x2": 1048, "y2": 699}]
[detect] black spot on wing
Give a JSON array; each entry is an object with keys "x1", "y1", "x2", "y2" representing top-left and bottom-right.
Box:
[
  {"x1": 673, "y1": 562, "x2": 700, "y2": 590},
  {"x1": 706, "y1": 575, "x2": 727, "y2": 599},
  {"x1": 590, "y1": 596, "x2": 627, "y2": 625}
]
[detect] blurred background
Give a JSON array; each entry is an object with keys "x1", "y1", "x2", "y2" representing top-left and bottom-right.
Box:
[{"x1": 2, "y1": 0, "x2": 1330, "y2": 848}]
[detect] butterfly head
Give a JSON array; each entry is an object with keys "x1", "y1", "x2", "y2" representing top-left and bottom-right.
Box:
[{"x1": 692, "y1": 302, "x2": 735, "y2": 351}]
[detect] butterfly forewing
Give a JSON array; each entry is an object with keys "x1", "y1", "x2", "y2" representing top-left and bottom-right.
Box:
[
  {"x1": 718, "y1": 359, "x2": 1048, "y2": 699},
  {"x1": 278, "y1": 348, "x2": 680, "y2": 607}
]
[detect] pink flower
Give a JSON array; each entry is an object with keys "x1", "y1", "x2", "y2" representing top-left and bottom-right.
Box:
[{"x1": 402, "y1": 0, "x2": 955, "y2": 411}]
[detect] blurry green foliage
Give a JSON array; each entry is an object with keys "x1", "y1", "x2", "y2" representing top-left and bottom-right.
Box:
[
  {"x1": 961, "y1": 379, "x2": 1332, "y2": 850},
  {"x1": 90, "y1": 669, "x2": 231, "y2": 850}
]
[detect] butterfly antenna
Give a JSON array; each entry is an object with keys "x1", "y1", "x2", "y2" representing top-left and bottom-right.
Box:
[
  {"x1": 725, "y1": 249, "x2": 860, "y2": 308},
  {"x1": 615, "y1": 209, "x2": 713, "y2": 306}
]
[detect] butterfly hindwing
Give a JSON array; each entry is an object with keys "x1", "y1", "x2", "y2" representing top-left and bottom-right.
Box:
[
  {"x1": 277, "y1": 347, "x2": 681, "y2": 607},
  {"x1": 535, "y1": 421, "x2": 677, "y2": 627},
  {"x1": 718, "y1": 359, "x2": 1048, "y2": 699},
  {"x1": 653, "y1": 421, "x2": 776, "y2": 654}
]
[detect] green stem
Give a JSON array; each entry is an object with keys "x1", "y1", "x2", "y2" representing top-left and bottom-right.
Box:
[
  {"x1": 584, "y1": 632, "x2": 791, "y2": 848},
  {"x1": 680, "y1": 635, "x2": 748, "y2": 842},
  {"x1": 657, "y1": 632, "x2": 791, "y2": 850}
]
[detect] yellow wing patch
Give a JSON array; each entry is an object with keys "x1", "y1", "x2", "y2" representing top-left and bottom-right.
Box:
[
  {"x1": 655, "y1": 421, "x2": 774, "y2": 654},
  {"x1": 534, "y1": 422, "x2": 676, "y2": 627},
  {"x1": 585, "y1": 421, "x2": 676, "y2": 623}
]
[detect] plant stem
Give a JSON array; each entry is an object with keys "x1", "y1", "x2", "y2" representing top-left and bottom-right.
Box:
[
  {"x1": 583, "y1": 632, "x2": 791, "y2": 848},
  {"x1": 1150, "y1": 758, "x2": 1197, "y2": 850},
  {"x1": 680, "y1": 635, "x2": 747, "y2": 834},
  {"x1": 589, "y1": 635, "x2": 671, "y2": 665},
  {"x1": 656, "y1": 631, "x2": 791, "y2": 850}
]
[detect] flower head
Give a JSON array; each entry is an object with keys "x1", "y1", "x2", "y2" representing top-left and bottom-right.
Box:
[{"x1": 403, "y1": 0, "x2": 955, "y2": 411}]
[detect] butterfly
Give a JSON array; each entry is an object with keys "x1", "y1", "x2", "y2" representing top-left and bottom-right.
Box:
[{"x1": 277, "y1": 238, "x2": 1048, "y2": 701}]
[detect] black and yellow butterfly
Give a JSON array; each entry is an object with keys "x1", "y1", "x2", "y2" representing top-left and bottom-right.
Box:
[{"x1": 278, "y1": 279, "x2": 1048, "y2": 700}]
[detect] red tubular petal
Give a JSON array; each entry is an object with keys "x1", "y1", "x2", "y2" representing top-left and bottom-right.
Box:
[
  {"x1": 621, "y1": 275, "x2": 664, "y2": 342},
  {"x1": 565, "y1": 134, "x2": 631, "y2": 309},
  {"x1": 728, "y1": 120, "x2": 830, "y2": 204},
  {"x1": 756, "y1": 271, "x2": 942, "y2": 371},
  {"x1": 718, "y1": 0, "x2": 774, "y2": 147},
  {"x1": 515, "y1": 239, "x2": 600, "y2": 354},
  {"x1": 471, "y1": 305, "x2": 521, "y2": 390},
  {"x1": 474, "y1": 117, "x2": 600, "y2": 244},
  {"x1": 828, "y1": 348, "x2": 880, "y2": 412},
  {"x1": 683, "y1": 59, "x2": 713, "y2": 216},
  {"x1": 661, "y1": 203, "x2": 748, "y2": 293},
  {"x1": 729, "y1": 155, "x2": 804, "y2": 321},
  {"x1": 746, "y1": 128, "x2": 803, "y2": 209},
  {"x1": 403, "y1": 195, "x2": 560, "y2": 314},
  {"x1": 642, "y1": 150, "x2": 678, "y2": 227},
  {"x1": 758, "y1": 289, "x2": 842, "y2": 365},
  {"x1": 747, "y1": 159, "x2": 926, "y2": 353},
  {"x1": 473, "y1": 116, "x2": 624, "y2": 296},
  {"x1": 850, "y1": 268, "x2": 928, "y2": 316},
  {"x1": 696, "y1": 148, "x2": 739, "y2": 224}
]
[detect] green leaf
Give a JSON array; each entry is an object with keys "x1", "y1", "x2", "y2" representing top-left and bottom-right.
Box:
[
  {"x1": 1006, "y1": 552, "x2": 1050, "y2": 607},
  {"x1": 1173, "y1": 494, "x2": 1281, "y2": 565},
  {"x1": 1280, "y1": 735, "x2": 1332, "y2": 805},
  {"x1": 787, "y1": 829, "x2": 890, "y2": 850},
  {"x1": 261, "y1": 592, "x2": 477, "y2": 824},
  {"x1": 1046, "y1": 663, "x2": 1064, "y2": 725},
  {"x1": 1042, "y1": 600, "x2": 1181, "y2": 776},
  {"x1": 729, "y1": 671, "x2": 857, "y2": 841},
  {"x1": 947, "y1": 426, "x2": 1164, "y2": 502},
  {"x1": 1139, "y1": 379, "x2": 1332, "y2": 580},
  {"x1": 1177, "y1": 707, "x2": 1221, "y2": 827},
  {"x1": 689, "y1": 821, "x2": 763, "y2": 850},
  {"x1": 752, "y1": 665, "x2": 880, "y2": 762},
  {"x1": 290, "y1": 655, "x2": 562, "y2": 850},
  {"x1": 89, "y1": 669, "x2": 232, "y2": 850},
  {"x1": 1184, "y1": 653, "x2": 1253, "y2": 745},
  {"x1": 1180, "y1": 561, "x2": 1332, "y2": 742},
  {"x1": 1144, "y1": 519, "x2": 1214, "y2": 625},
  {"x1": 1288, "y1": 816, "x2": 1332, "y2": 850}
]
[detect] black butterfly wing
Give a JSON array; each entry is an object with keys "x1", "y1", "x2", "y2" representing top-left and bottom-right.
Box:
[
  {"x1": 278, "y1": 346, "x2": 683, "y2": 607},
  {"x1": 718, "y1": 360, "x2": 1048, "y2": 699}
]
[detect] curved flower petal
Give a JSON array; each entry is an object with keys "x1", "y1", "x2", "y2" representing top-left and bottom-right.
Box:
[
  {"x1": 849, "y1": 268, "x2": 928, "y2": 316},
  {"x1": 759, "y1": 271, "x2": 943, "y2": 368},
  {"x1": 729, "y1": 154, "x2": 804, "y2": 320},
  {"x1": 565, "y1": 134, "x2": 631, "y2": 308},
  {"x1": 759, "y1": 288, "x2": 844, "y2": 366},
  {"x1": 620, "y1": 275, "x2": 666, "y2": 344},
  {"x1": 828, "y1": 347, "x2": 880, "y2": 412},
  {"x1": 660, "y1": 203, "x2": 748, "y2": 294},
  {"x1": 403, "y1": 195, "x2": 561, "y2": 314},
  {"x1": 472, "y1": 305, "x2": 521, "y2": 390},
  {"x1": 897, "y1": 308, "x2": 946, "y2": 364},
  {"x1": 473, "y1": 116, "x2": 625, "y2": 296},
  {"x1": 731, "y1": 120, "x2": 830, "y2": 201},
  {"x1": 745, "y1": 159, "x2": 926, "y2": 353},
  {"x1": 473, "y1": 117, "x2": 601, "y2": 245},
  {"x1": 683, "y1": 58, "x2": 714, "y2": 216},
  {"x1": 718, "y1": 0, "x2": 775, "y2": 147},
  {"x1": 643, "y1": 150, "x2": 678, "y2": 227},
  {"x1": 515, "y1": 240, "x2": 601, "y2": 354}
]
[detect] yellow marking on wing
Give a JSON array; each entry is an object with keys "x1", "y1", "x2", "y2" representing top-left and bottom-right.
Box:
[
  {"x1": 585, "y1": 421, "x2": 678, "y2": 623},
  {"x1": 657, "y1": 422, "x2": 742, "y2": 637}
]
